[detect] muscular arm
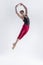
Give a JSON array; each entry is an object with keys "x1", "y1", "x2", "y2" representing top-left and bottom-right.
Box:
[
  {"x1": 15, "y1": 4, "x2": 23, "y2": 19},
  {"x1": 22, "y1": 4, "x2": 28, "y2": 15}
]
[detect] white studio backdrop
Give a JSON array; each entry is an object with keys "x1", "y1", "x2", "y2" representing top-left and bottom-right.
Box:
[{"x1": 0, "y1": 0, "x2": 43, "y2": 65}]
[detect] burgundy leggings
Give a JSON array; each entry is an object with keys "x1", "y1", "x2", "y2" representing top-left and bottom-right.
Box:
[{"x1": 17, "y1": 24, "x2": 29, "y2": 40}]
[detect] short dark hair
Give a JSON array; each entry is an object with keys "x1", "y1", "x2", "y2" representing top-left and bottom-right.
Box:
[{"x1": 20, "y1": 10, "x2": 24, "y2": 13}]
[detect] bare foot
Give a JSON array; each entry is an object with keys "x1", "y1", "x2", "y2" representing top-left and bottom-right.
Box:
[{"x1": 12, "y1": 43, "x2": 16, "y2": 49}]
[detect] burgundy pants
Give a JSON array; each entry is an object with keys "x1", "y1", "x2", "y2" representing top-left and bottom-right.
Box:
[{"x1": 17, "y1": 24, "x2": 29, "y2": 40}]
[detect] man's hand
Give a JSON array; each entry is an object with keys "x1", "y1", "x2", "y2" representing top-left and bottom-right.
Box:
[{"x1": 19, "y1": 3, "x2": 23, "y2": 5}]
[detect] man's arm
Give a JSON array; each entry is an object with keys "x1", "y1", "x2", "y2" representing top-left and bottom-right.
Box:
[
  {"x1": 15, "y1": 4, "x2": 23, "y2": 19},
  {"x1": 20, "y1": 3, "x2": 28, "y2": 15}
]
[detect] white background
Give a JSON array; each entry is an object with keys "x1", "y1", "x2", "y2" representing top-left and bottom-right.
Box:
[{"x1": 0, "y1": 0, "x2": 43, "y2": 65}]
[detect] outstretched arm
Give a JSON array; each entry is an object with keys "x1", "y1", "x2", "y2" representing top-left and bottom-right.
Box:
[
  {"x1": 15, "y1": 4, "x2": 23, "y2": 19},
  {"x1": 20, "y1": 3, "x2": 28, "y2": 15}
]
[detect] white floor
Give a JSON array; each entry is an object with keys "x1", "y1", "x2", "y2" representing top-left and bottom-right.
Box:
[{"x1": 0, "y1": 0, "x2": 43, "y2": 65}]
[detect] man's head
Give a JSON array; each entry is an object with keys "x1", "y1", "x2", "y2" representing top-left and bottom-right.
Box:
[{"x1": 20, "y1": 10, "x2": 24, "y2": 15}]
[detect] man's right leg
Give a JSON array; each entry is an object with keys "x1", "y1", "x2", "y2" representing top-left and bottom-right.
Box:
[{"x1": 12, "y1": 39, "x2": 19, "y2": 49}]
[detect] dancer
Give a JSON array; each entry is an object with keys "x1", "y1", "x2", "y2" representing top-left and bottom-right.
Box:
[{"x1": 12, "y1": 3, "x2": 30, "y2": 49}]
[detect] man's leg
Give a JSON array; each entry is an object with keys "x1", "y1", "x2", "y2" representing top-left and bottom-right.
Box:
[{"x1": 12, "y1": 39, "x2": 19, "y2": 49}]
